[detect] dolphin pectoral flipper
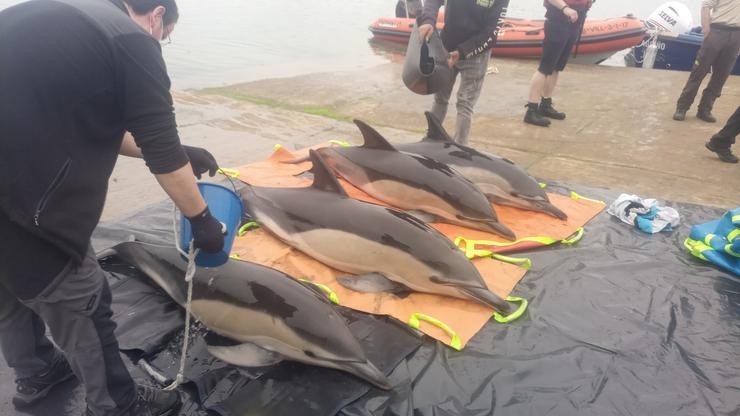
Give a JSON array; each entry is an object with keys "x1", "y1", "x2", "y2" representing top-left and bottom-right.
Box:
[
  {"x1": 205, "y1": 332, "x2": 283, "y2": 368},
  {"x1": 337, "y1": 274, "x2": 412, "y2": 298}
]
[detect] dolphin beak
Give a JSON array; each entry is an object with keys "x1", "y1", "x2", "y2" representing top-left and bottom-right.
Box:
[
  {"x1": 483, "y1": 221, "x2": 517, "y2": 241},
  {"x1": 459, "y1": 287, "x2": 512, "y2": 314},
  {"x1": 343, "y1": 360, "x2": 392, "y2": 390},
  {"x1": 538, "y1": 202, "x2": 569, "y2": 220}
]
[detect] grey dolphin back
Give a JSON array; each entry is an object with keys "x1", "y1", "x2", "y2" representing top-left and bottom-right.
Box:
[{"x1": 402, "y1": 23, "x2": 452, "y2": 95}]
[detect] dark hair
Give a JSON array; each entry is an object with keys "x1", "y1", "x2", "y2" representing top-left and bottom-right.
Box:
[{"x1": 124, "y1": 0, "x2": 179, "y2": 26}]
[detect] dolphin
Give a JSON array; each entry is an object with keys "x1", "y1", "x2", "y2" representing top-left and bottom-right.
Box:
[
  {"x1": 240, "y1": 149, "x2": 512, "y2": 314},
  {"x1": 395, "y1": 112, "x2": 568, "y2": 220},
  {"x1": 108, "y1": 241, "x2": 392, "y2": 390},
  {"x1": 290, "y1": 119, "x2": 515, "y2": 239}
]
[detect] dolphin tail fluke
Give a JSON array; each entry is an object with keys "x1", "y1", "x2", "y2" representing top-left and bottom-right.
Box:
[
  {"x1": 540, "y1": 202, "x2": 569, "y2": 221},
  {"x1": 459, "y1": 287, "x2": 512, "y2": 314},
  {"x1": 344, "y1": 360, "x2": 392, "y2": 390}
]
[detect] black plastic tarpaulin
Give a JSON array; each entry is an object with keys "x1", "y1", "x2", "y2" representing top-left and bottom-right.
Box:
[{"x1": 1, "y1": 183, "x2": 737, "y2": 416}]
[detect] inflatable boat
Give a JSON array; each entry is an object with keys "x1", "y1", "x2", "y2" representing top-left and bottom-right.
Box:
[{"x1": 369, "y1": 15, "x2": 647, "y2": 65}]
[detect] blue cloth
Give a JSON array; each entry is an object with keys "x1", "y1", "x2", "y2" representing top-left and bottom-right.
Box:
[{"x1": 686, "y1": 207, "x2": 740, "y2": 277}]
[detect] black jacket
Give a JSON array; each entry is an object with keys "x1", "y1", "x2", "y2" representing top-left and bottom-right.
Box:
[
  {"x1": 420, "y1": 0, "x2": 509, "y2": 59},
  {"x1": 0, "y1": 0, "x2": 189, "y2": 265}
]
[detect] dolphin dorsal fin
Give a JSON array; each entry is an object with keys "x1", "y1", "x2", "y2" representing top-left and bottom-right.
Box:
[
  {"x1": 308, "y1": 149, "x2": 348, "y2": 197},
  {"x1": 353, "y1": 120, "x2": 397, "y2": 151},
  {"x1": 423, "y1": 111, "x2": 453, "y2": 142}
]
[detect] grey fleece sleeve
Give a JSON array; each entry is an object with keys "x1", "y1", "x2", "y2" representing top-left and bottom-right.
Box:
[
  {"x1": 419, "y1": 0, "x2": 445, "y2": 26},
  {"x1": 457, "y1": 0, "x2": 510, "y2": 59}
]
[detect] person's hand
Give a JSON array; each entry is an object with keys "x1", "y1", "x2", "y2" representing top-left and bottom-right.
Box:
[
  {"x1": 183, "y1": 145, "x2": 219, "y2": 179},
  {"x1": 563, "y1": 6, "x2": 579, "y2": 23},
  {"x1": 447, "y1": 50, "x2": 460, "y2": 68},
  {"x1": 418, "y1": 23, "x2": 434, "y2": 42},
  {"x1": 187, "y1": 207, "x2": 226, "y2": 253}
]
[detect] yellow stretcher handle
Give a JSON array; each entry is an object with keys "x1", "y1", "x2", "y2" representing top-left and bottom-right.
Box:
[
  {"x1": 328, "y1": 140, "x2": 351, "y2": 147},
  {"x1": 490, "y1": 253, "x2": 532, "y2": 269},
  {"x1": 237, "y1": 222, "x2": 260, "y2": 237},
  {"x1": 408, "y1": 313, "x2": 462, "y2": 351},
  {"x1": 561, "y1": 227, "x2": 584, "y2": 245},
  {"x1": 493, "y1": 296, "x2": 528, "y2": 323},
  {"x1": 299, "y1": 279, "x2": 340, "y2": 305},
  {"x1": 570, "y1": 191, "x2": 605, "y2": 205},
  {"x1": 217, "y1": 168, "x2": 240, "y2": 178}
]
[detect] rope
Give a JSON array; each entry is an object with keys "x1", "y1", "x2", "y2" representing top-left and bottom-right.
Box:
[
  {"x1": 163, "y1": 204, "x2": 200, "y2": 391},
  {"x1": 164, "y1": 241, "x2": 198, "y2": 391}
]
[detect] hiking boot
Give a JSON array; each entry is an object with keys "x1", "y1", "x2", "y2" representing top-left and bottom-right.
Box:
[
  {"x1": 697, "y1": 110, "x2": 716, "y2": 123},
  {"x1": 524, "y1": 103, "x2": 550, "y2": 127},
  {"x1": 539, "y1": 97, "x2": 566, "y2": 120},
  {"x1": 85, "y1": 385, "x2": 181, "y2": 416},
  {"x1": 13, "y1": 354, "x2": 75, "y2": 408},
  {"x1": 705, "y1": 141, "x2": 739, "y2": 163},
  {"x1": 672, "y1": 109, "x2": 686, "y2": 121}
]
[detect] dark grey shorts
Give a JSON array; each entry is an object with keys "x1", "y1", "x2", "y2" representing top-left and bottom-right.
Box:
[{"x1": 538, "y1": 17, "x2": 581, "y2": 75}]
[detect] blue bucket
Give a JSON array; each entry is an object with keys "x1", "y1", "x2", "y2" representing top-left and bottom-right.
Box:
[{"x1": 179, "y1": 183, "x2": 244, "y2": 267}]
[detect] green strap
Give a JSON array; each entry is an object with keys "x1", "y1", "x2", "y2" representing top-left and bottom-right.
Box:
[
  {"x1": 561, "y1": 227, "x2": 584, "y2": 245},
  {"x1": 493, "y1": 296, "x2": 528, "y2": 323},
  {"x1": 229, "y1": 253, "x2": 241, "y2": 260},
  {"x1": 408, "y1": 313, "x2": 462, "y2": 350},
  {"x1": 237, "y1": 221, "x2": 260, "y2": 237},
  {"x1": 299, "y1": 279, "x2": 340, "y2": 305},
  {"x1": 328, "y1": 140, "x2": 351, "y2": 147},
  {"x1": 570, "y1": 191, "x2": 606, "y2": 205},
  {"x1": 538, "y1": 182, "x2": 547, "y2": 189},
  {"x1": 732, "y1": 215, "x2": 740, "y2": 224},
  {"x1": 490, "y1": 253, "x2": 532, "y2": 269}
]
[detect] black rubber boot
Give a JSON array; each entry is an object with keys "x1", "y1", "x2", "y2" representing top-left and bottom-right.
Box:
[
  {"x1": 705, "y1": 141, "x2": 739, "y2": 163},
  {"x1": 13, "y1": 354, "x2": 75, "y2": 408},
  {"x1": 539, "y1": 97, "x2": 566, "y2": 120},
  {"x1": 86, "y1": 385, "x2": 181, "y2": 416},
  {"x1": 524, "y1": 103, "x2": 550, "y2": 127},
  {"x1": 697, "y1": 110, "x2": 717, "y2": 123},
  {"x1": 673, "y1": 109, "x2": 686, "y2": 121}
]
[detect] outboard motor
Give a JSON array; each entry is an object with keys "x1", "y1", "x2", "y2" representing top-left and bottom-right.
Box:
[{"x1": 646, "y1": 2, "x2": 694, "y2": 34}]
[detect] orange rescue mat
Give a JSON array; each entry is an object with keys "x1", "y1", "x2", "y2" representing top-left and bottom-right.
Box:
[{"x1": 227, "y1": 145, "x2": 604, "y2": 348}]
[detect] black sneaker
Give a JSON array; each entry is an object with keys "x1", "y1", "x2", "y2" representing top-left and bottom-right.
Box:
[
  {"x1": 129, "y1": 385, "x2": 181, "y2": 416},
  {"x1": 523, "y1": 103, "x2": 551, "y2": 127},
  {"x1": 539, "y1": 98, "x2": 566, "y2": 120},
  {"x1": 697, "y1": 111, "x2": 717, "y2": 123},
  {"x1": 672, "y1": 109, "x2": 686, "y2": 121},
  {"x1": 85, "y1": 385, "x2": 181, "y2": 416},
  {"x1": 13, "y1": 354, "x2": 75, "y2": 408},
  {"x1": 705, "y1": 142, "x2": 739, "y2": 163}
]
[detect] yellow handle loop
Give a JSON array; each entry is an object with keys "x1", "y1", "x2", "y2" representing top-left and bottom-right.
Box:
[
  {"x1": 217, "y1": 168, "x2": 240, "y2": 179},
  {"x1": 538, "y1": 182, "x2": 547, "y2": 189},
  {"x1": 570, "y1": 191, "x2": 605, "y2": 205},
  {"x1": 493, "y1": 296, "x2": 528, "y2": 323},
  {"x1": 328, "y1": 140, "x2": 352, "y2": 147},
  {"x1": 684, "y1": 238, "x2": 710, "y2": 261},
  {"x1": 561, "y1": 227, "x2": 584, "y2": 245},
  {"x1": 490, "y1": 253, "x2": 532, "y2": 269},
  {"x1": 704, "y1": 233, "x2": 718, "y2": 246},
  {"x1": 273, "y1": 143, "x2": 283, "y2": 151},
  {"x1": 237, "y1": 221, "x2": 260, "y2": 237},
  {"x1": 229, "y1": 253, "x2": 241, "y2": 260},
  {"x1": 408, "y1": 313, "x2": 462, "y2": 350},
  {"x1": 732, "y1": 215, "x2": 740, "y2": 224},
  {"x1": 724, "y1": 244, "x2": 740, "y2": 258},
  {"x1": 299, "y1": 279, "x2": 340, "y2": 305}
]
